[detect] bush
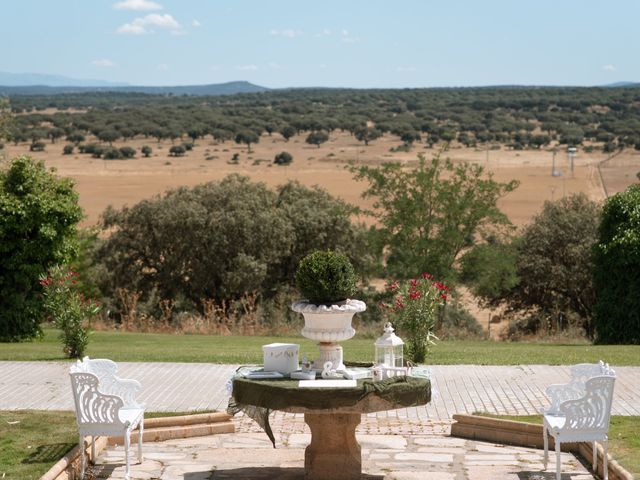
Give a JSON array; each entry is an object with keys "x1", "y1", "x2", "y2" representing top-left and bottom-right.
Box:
[
  {"x1": 274, "y1": 151, "x2": 293, "y2": 165},
  {"x1": 119, "y1": 146, "x2": 136, "y2": 159},
  {"x1": 29, "y1": 141, "x2": 45, "y2": 151},
  {"x1": 141, "y1": 145, "x2": 152, "y2": 157},
  {"x1": 295, "y1": 250, "x2": 357, "y2": 305},
  {"x1": 40, "y1": 265, "x2": 100, "y2": 358},
  {"x1": 169, "y1": 145, "x2": 186, "y2": 157},
  {"x1": 63, "y1": 144, "x2": 74, "y2": 155},
  {"x1": 381, "y1": 274, "x2": 448, "y2": 362},
  {"x1": 181, "y1": 142, "x2": 193, "y2": 151},
  {"x1": 0, "y1": 156, "x2": 83, "y2": 341},
  {"x1": 592, "y1": 185, "x2": 640, "y2": 344},
  {"x1": 102, "y1": 147, "x2": 122, "y2": 160}
]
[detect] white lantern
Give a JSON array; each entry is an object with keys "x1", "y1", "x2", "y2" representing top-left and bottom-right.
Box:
[{"x1": 375, "y1": 322, "x2": 404, "y2": 368}]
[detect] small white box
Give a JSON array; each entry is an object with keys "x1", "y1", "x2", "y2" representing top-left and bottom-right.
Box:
[{"x1": 262, "y1": 343, "x2": 299, "y2": 373}]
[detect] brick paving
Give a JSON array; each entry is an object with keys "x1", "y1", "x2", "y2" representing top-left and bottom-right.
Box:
[{"x1": 1, "y1": 361, "x2": 639, "y2": 420}]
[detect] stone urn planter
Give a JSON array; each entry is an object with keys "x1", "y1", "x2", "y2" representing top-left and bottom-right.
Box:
[
  {"x1": 292, "y1": 299, "x2": 366, "y2": 371},
  {"x1": 292, "y1": 250, "x2": 366, "y2": 371}
]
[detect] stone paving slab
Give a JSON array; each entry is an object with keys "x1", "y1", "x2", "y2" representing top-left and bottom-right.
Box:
[
  {"x1": 88, "y1": 424, "x2": 597, "y2": 480},
  {"x1": 1, "y1": 362, "x2": 638, "y2": 421}
]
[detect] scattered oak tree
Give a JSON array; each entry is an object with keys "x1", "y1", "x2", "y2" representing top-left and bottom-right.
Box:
[
  {"x1": 235, "y1": 130, "x2": 260, "y2": 153},
  {"x1": 305, "y1": 131, "x2": 329, "y2": 148},
  {"x1": 352, "y1": 151, "x2": 518, "y2": 281}
]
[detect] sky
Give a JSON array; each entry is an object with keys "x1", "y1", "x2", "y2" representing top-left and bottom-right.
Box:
[{"x1": 2, "y1": 0, "x2": 639, "y2": 88}]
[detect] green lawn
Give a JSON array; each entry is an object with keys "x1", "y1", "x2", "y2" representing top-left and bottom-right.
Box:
[
  {"x1": 1, "y1": 328, "x2": 639, "y2": 365},
  {"x1": 480, "y1": 414, "x2": 640, "y2": 477}
]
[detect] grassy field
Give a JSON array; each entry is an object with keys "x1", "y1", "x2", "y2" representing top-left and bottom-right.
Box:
[
  {"x1": 2, "y1": 328, "x2": 639, "y2": 365},
  {"x1": 481, "y1": 414, "x2": 640, "y2": 477}
]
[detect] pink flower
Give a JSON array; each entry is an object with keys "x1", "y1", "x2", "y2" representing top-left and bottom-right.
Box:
[
  {"x1": 410, "y1": 291, "x2": 421, "y2": 300},
  {"x1": 422, "y1": 272, "x2": 433, "y2": 280}
]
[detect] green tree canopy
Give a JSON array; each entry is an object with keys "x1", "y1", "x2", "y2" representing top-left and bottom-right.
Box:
[
  {"x1": 93, "y1": 175, "x2": 370, "y2": 320},
  {"x1": 0, "y1": 156, "x2": 83, "y2": 341},
  {"x1": 593, "y1": 185, "x2": 640, "y2": 344},
  {"x1": 305, "y1": 131, "x2": 329, "y2": 148},
  {"x1": 352, "y1": 151, "x2": 518, "y2": 281}
]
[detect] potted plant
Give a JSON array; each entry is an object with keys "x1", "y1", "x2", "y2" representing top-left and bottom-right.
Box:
[{"x1": 291, "y1": 250, "x2": 366, "y2": 370}]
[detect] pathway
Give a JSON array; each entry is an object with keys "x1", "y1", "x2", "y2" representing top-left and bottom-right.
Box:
[{"x1": 1, "y1": 362, "x2": 639, "y2": 421}]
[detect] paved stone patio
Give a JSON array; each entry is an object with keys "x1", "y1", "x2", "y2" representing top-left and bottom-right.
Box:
[
  {"x1": 1, "y1": 361, "x2": 629, "y2": 479},
  {"x1": 90, "y1": 426, "x2": 597, "y2": 480}
]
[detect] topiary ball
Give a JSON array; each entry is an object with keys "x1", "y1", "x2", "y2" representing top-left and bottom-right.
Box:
[{"x1": 295, "y1": 250, "x2": 357, "y2": 305}]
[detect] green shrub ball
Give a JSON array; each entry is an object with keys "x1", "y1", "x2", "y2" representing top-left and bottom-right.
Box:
[{"x1": 295, "y1": 250, "x2": 357, "y2": 305}]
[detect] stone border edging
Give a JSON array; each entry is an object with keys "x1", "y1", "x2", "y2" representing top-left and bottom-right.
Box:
[
  {"x1": 39, "y1": 412, "x2": 235, "y2": 480},
  {"x1": 450, "y1": 413, "x2": 634, "y2": 480}
]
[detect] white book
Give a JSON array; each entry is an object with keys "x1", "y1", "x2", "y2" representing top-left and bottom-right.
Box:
[{"x1": 298, "y1": 379, "x2": 357, "y2": 388}]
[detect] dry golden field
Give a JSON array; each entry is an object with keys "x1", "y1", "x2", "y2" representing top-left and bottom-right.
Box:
[{"x1": 6, "y1": 131, "x2": 638, "y2": 229}]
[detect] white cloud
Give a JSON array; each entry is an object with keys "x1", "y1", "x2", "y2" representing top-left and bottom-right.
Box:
[
  {"x1": 156, "y1": 63, "x2": 169, "y2": 71},
  {"x1": 315, "y1": 28, "x2": 332, "y2": 37},
  {"x1": 341, "y1": 29, "x2": 359, "y2": 43},
  {"x1": 268, "y1": 62, "x2": 281, "y2": 69},
  {"x1": 396, "y1": 66, "x2": 417, "y2": 72},
  {"x1": 270, "y1": 29, "x2": 302, "y2": 38},
  {"x1": 113, "y1": 0, "x2": 162, "y2": 11},
  {"x1": 602, "y1": 64, "x2": 616, "y2": 71},
  {"x1": 191, "y1": 19, "x2": 201, "y2": 27},
  {"x1": 236, "y1": 64, "x2": 258, "y2": 71},
  {"x1": 91, "y1": 59, "x2": 117, "y2": 68},
  {"x1": 117, "y1": 13, "x2": 181, "y2": 35}
]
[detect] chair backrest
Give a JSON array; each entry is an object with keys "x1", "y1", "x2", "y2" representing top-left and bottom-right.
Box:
[
  {"x1": 69, "y1": 371, "x2": 126, "y2": 428},
  {"x1": 569, "y1": 361, "x2": 608, "y2": 386},
  {"x1": 561, "y1": 374, "x2": 616, "y2": 432}
]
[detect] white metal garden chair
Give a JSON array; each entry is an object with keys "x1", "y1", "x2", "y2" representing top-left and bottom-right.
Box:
[
  {"x1": 543, "y1": 363, "x2": 616, "y2": 480},
  {"x1": 69, "y1": 357, "x2": 145, "y2": 480}
]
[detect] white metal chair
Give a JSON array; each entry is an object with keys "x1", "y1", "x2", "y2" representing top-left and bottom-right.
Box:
[
  {"x1": 543, "y1": 365, "x2": 616, "y2": 480},
  {"x1": 70, "y1": 357, "x2": 145, "y2": 480},
  {"x1": 544, "y1": 361, "x2": 608, "y2": 415}
]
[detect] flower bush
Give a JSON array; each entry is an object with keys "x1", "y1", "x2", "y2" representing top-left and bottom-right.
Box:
[
  {"x1": 40, "y1": 265, "x2": 101, "y2": 358},
  {"x1": 382, "y1": 272, "x2": 449, "y2": 363}
]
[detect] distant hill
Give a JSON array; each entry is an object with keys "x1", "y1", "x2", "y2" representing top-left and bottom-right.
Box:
[
  {"x1": 0, "y1": 71, "x2": 129, "y2": 88},
  {"x1": 602, "y1": 81, "x2": 640, "y2": 88},
  {"x1": 0, "y1": 79, "x2": 270, "y2": 97}
]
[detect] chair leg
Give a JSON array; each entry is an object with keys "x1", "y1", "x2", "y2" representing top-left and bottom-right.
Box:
[
  {"x1": 543, "y1": 424, "x2": 548, "y2": 469},
  {"x1": 91, "y1": 436, "x2": 96, "y2": 464},
  {"x1": 137, "y1": 418, "x2": 144, "y2": 463},
  {"x1": 593, "y1": 441, "x2": 597, "y2": 472},
  {"x1": 124, "y1": 432, "x2": 131, "y2": 480},
  {"x1": 603, "y1": 438, "x2": 608, "y2": 480},
  {"x1": 79, "y1": 435, "x2": 85, "y2": 479},
  {"x1": 555, "y1": 440, "x2": 561, "y2": 480}
]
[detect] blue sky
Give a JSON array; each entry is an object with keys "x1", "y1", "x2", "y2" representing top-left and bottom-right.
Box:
[{"x1": 3, "y1": 0, "x2": 638, "y2": 88}]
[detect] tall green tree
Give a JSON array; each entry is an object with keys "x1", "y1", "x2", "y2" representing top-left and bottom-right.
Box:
[
  {"x1": 235, "y1": 130, "x2": 260, "y2": 153},
  {"x1": 592, "y1": 185, "x2": 640, "y2": 344},
  {"x1": 352, "y1": 151, "x2": 518, "y2": 280},
  {"x1": 305, "y1": 131, "x2": 329, "y2": 148},
  {"x1": 0, "y1": 156, "x2": 83, "y2": 341}
]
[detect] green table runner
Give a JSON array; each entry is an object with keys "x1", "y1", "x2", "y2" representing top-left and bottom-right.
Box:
[{"x1": 227, "y1": 374, "x2": 431, "y2": 447}]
